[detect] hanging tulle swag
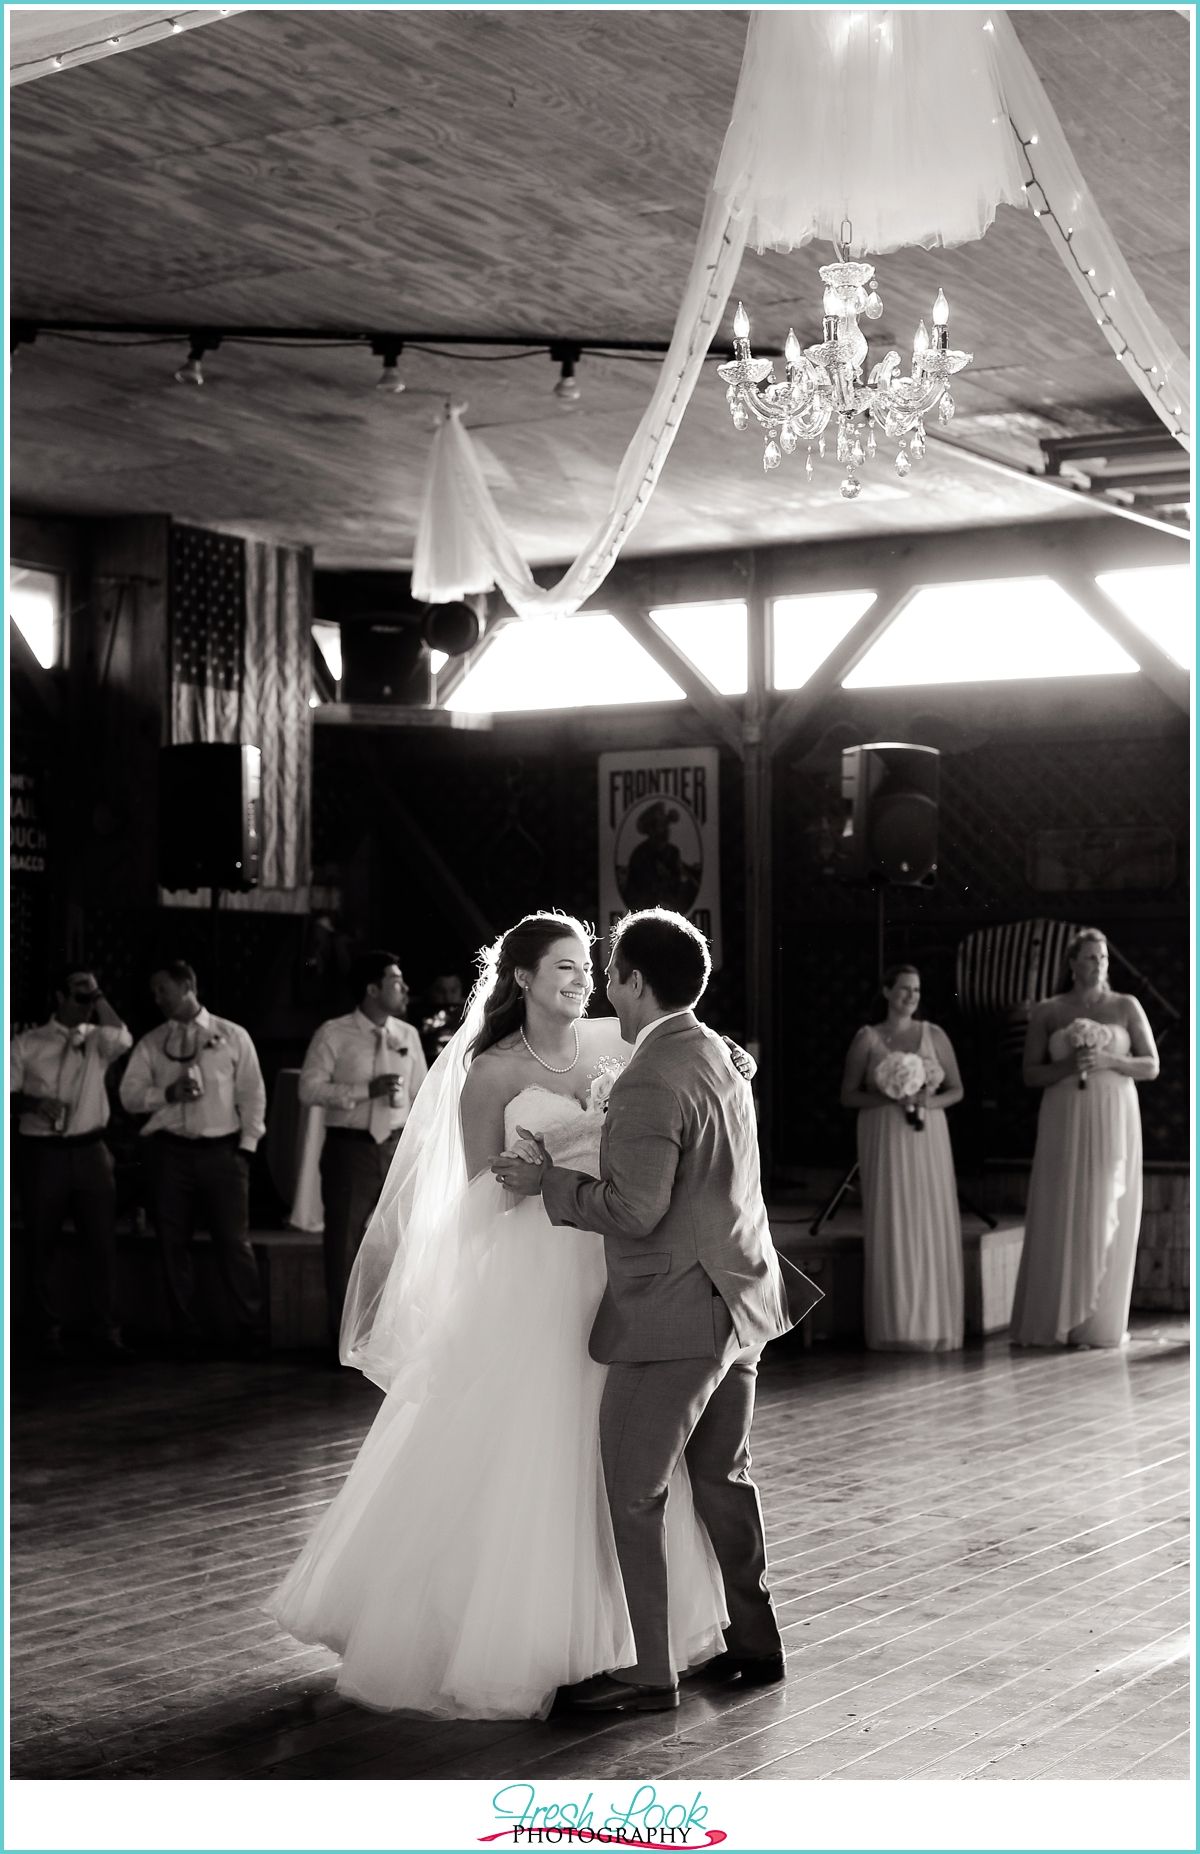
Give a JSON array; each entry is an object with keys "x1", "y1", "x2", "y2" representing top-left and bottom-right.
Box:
[{"x1": 412, "y1": 10, "x2": 1188, "y2": 618}]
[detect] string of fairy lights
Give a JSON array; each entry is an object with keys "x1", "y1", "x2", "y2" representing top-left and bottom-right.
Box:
[{"x1": 1007, "y1": 118, "x2": 1188, "y2": 446}]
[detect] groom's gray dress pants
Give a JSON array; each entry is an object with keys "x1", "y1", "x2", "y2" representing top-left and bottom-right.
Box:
[{"x1": 599, "y1": 1297, "x2": 783, "y2": 1688}]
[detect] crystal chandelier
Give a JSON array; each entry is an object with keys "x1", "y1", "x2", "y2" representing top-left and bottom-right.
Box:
[{"x1": 718, "y1": 228, "x2": 973, "y2": 500}]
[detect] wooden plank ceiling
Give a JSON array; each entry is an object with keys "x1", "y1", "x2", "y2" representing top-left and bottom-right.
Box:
[{"x1": 8, "y1": 7, "x2": 1192, "y2": 568}]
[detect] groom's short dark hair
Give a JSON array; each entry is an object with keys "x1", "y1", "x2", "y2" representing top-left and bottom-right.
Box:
[{"x1": 610, "y1": 909, "x2": 711, "y2": 1010}]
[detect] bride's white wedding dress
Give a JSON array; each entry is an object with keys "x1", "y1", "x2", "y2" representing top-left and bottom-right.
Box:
[{"x1": 266, "y1": 1084, "x2": 728, "y2": 1719}]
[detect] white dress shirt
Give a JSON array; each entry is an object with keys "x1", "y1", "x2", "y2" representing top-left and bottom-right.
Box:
[
  {"x1": 119, "y1": 1007, "x2": 267, "y2": 1150},
  {"x1": 298, "y1": 1009, "x2": 428, "y2": 1137},
  {"x1": 631, "y1": 1009, "x2": 695, "y2": 1056},
  {"x1": 10, "y1": 1018, "x2": 133, "y2": 1138}
]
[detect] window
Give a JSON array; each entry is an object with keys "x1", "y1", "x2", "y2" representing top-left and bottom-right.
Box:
[
  {"x1": 772, "y1": 590, "x2": 877, "y2": 690},
  {"x1": 445, "y1": 611, "x2": 685, "y2": 713},
  {"x1": 10, "y1": 566, "x2": 64, "y2": 670},
  {"x1": 649, "y1": 601, "x2": 747, "y2": 694},
  {"x1": 1096, "y1": 566, "x2": 1194, "y2": 672},
  {"x1": 843, "y1": 578, "x2": 1140, "y2": 687},
  {"x1": 312, "y1": 621, "x2": 342, "y2": 683}
]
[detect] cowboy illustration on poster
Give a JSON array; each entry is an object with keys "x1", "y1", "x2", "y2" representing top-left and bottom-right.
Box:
[
  {"x1": 618, "y1": 800, "x2": 703, "y2": 914},
  {"x1": 598, "y1": 748, "x2": 722, "y2": 968}
]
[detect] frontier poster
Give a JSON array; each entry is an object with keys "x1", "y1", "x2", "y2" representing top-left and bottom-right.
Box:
[{"x1": 598, "y1": 748, "x2": 722, "y2": 970}]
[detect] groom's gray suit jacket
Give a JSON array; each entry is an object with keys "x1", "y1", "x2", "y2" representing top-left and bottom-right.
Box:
[{"x1": 542, "y1": 1013, "x2": 810, "y2": 1362}]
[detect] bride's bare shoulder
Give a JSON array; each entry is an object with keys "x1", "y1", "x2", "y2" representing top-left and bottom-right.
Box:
[
  {"x1": 579, "y1": 1016, "x2": 633, "y2": 1060},
  {"x1": 461, "y1": 1041, "x2": 527, "y2": 1099}
]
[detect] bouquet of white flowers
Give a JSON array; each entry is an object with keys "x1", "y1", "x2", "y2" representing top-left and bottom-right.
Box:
[
  {"x1": 1064, "y1": 1017, "x2": 1110, "y2": 1090},
  {"x1": 587, "y1": 1058, "x2": 624, "y2": 1114},
  {"x1": 875, "y1": 1050, "x2": 929, "y2": 1130}
]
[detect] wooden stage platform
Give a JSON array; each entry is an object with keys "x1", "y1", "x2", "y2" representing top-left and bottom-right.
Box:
[{"x1": 10, "y1": 1315, "x2": 1190, "y2": 1783}]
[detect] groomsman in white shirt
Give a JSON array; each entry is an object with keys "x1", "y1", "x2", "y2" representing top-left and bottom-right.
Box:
[
  {"x1": 120, "y1": 960, "x2": 268, "y2": 1357},
  {"x1": 10, "y1": 968, "x2": 134, "y2": 1359},
  {"x1": 299, "y1": 950, "x2": 428, "y2": 1345}
]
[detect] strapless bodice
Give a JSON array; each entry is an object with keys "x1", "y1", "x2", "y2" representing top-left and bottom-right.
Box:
[
  {"x1": 504, "y1": 1087, "x2": 603, "y2": 1177},
  {"x1": 1047, "y1": 1022, "x2": 1131, "y2": 1062}
]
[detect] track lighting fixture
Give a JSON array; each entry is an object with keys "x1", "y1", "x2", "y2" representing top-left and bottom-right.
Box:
[
  {"x1": 371, "y1": 337, "x2": 406, "y2": 393},
  {"x1": 550, "y1": 341, "x2": 583, "y2": 403},
  {"x1": 174, "y1": 333, "x2": 219, "y2": 386}
]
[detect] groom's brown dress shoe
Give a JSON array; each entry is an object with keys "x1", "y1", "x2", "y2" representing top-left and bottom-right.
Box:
[
  {"x1": 697, "y1": 1651, "x2": 786, "y2": 1686},
  {"x1": 558, "y1": 1674, "x2": 680, "y2": 1713}
]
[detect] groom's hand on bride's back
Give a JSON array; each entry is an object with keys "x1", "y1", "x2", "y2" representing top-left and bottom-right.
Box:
[{"x1": 491, "y1": 1128, "x2": 551, "y2": 1196}]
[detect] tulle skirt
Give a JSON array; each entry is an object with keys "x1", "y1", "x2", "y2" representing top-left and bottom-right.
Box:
[
  {"x1": 1010, "y1": 1072, "x2": 1143, "y2": 1349},
  {"x1": 266, "y1": 1176, "x2": 727, "y2": 1718}
]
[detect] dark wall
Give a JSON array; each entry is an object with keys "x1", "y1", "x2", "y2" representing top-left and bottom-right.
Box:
[
  {"x1": 312, "y1": 717, "x2": 750, "y2": 1037},
  {"x1": 11, "y1": 509, "x2": 1190, "y2": 1199},
  {"x1": 774, "y1": 703, "x2": 1189, "y2": 1172}
]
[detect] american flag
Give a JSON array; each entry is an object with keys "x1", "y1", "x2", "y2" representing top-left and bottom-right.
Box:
[
  {"x1": 168, "y1": 523, "x2": 313, "y2": 892},
  {"x1": 170, "y1": 525, "x2": 245, "y2": 743}
]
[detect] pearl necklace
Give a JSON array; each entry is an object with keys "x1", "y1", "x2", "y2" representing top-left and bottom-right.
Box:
[{"x1": 521, "y1": 1023, "x2": 580, "y2": 1074}]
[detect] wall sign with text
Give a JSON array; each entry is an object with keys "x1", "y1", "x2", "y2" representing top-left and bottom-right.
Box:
[{"x1": 598, "y1": 748, "x2": 722, "y2": 969}]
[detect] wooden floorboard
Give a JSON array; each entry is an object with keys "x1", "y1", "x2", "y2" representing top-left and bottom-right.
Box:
[{"x1": 9, "y1": 1315, "x2": 1191, "y2": 1781}]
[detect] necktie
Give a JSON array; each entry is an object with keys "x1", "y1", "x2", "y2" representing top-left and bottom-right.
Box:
[{"x1": 368, "y1": 1025, "x2": 395, "y2": 1144}]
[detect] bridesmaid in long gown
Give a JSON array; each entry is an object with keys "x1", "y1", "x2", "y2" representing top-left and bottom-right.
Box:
[
  {"x1": 840, "y1": 965, "x2": 965, "y2": 1352},
  {"x1": 1010, "y1": 929, "x2": 1159, "y2": 1349}
]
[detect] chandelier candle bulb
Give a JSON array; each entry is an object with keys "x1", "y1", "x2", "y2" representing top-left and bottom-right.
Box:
[{"x1": 733, "y1": 302, "x2": 751, "y2": 341}]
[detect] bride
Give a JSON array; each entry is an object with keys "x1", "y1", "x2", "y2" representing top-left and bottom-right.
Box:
[{"x1": 266, "y1": 912, "x2": 728, "y2": 1719}]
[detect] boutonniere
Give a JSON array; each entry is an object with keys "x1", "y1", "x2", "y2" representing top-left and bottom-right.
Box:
[
  {"x1": 587, "y1": 1057, "x2": 625, "y2": 1114},
  {"x1": 385, "y1": 1032, "x2": 408, "y2": 1056},
  {"x1": 202, "y1": 1033, "x2": 227, "y2": 1053}
]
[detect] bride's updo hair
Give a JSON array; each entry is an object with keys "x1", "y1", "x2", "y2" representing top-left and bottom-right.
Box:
[{"x1": 469, "y1": 911, "x2": 593, "y2": 1059}]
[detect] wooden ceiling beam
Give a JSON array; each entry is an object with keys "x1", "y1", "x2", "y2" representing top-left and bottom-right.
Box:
[
  {"x1": 765, "y1": 582, "x2": 914, "y2": 759},
  {"x1": 1053, "y1": 571, "x2": 1190, "y2": 714},
  {"x1": 610, "y1": 607, "x2": 746, "y2": 759}
]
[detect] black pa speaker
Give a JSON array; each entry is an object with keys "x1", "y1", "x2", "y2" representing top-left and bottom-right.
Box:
[
  {"x1": 840, "y1": 742, "x2": 939, "y2": 885},
  {"x1": 159, "y1": 743, "x2": 261, "y2": 892},
  {"x1": 339, "y1": 617, "x2": 431, "y2": 706}
]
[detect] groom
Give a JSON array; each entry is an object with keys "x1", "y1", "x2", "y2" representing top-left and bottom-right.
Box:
[{"x1": 493, "y1": 907, "x2": 819, "y2": 1713}]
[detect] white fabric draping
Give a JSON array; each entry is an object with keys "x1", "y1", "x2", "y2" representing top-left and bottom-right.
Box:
[
  {"x1": 989, "y1": 13, "x2": 1191, "y2": 451},
  {"x1": 411, "y1": 178, "x2": 751, "y2": 617},
  {"x1": 412, "y1": 8, "x2": 1189, "y2": 614},
  {"x1": 714, "y1": 10, "x2": 1026, "y2": 255}
]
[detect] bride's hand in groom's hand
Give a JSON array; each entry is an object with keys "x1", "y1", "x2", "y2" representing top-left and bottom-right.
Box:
[
  {"x1": 491, "y1": 1129, "x2": 551, "y2": 1196},
  {"x1": 504, "y1": 1133, "x2": 545, "y2": 1165}
]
